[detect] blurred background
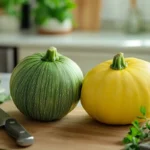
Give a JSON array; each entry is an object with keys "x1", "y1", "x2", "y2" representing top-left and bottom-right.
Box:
[{"x1": 0, "y1": 0, "x2": 150, "y2": 75}]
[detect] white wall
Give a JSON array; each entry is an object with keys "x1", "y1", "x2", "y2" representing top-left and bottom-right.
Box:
[
  {"x1": 138, "y1": 0, "x2": 150, "y2": 21},
  {"x1": 101, "y1": 0, "x2": 129, "y2": 21},
  {"x1": 101, "y1": 0, "x2": 150, "y2": 28}
]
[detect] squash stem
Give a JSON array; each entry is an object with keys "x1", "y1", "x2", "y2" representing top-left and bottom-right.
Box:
[
  {"x1": 42, "y1": 47, "x2": 59, "y2": 62},
  {"x1": 110, "y1": 53, "x2": 127, "y2": 70}
]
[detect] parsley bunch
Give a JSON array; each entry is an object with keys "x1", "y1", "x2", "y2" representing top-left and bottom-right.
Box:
[{"x1": 123, "y1": 106, "x2": 150, "y2": 150}]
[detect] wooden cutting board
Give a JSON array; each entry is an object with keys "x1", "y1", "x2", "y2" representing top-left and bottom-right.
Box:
[{"x1": 0, "y1": 101, "x2": 130, "y2": 150}]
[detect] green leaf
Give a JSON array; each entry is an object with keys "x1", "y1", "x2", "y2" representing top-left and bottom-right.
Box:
[
  {"x1": 0, "y1": 80, "x2": 10, "y2": 104},
  {"x1": 35, "y1": 0, "x2": 76, "y2": 24},
  {"x1": 123, "y1": 135, "x2": 133, "y2": 144},
  {"x1": 129, "y1": 127, "x2": 139, "y2": 136},
  {"x1": 140, "y1": 106, "x2": 146, "y2": 116},
  {"x1": 123, "y1": 106, "x2": 150, "y2": 150},
  {"x1": 1, "y1": 0, "x2": 27, "y2": 16},
  {"x1": 132, "y1": 120, "x2": 140, "y2": 130},
  {"x1": 146, "y1": 121, "x2": 150, "y2": 130},
  {"x1": 140, "y1": 132, "x2": 148, "y2": 139},
  {"x1": 132, "y1": 137, "x2": 139, "y2": 145},
  {"x1": 34, "y1": 2, "x2": 51, "y2": 25},
  {"x1": 0, "y1": 93, "x2": 11, "y2": 104},
  {"x1": 125, "y1": 142, "x2": 139, "y2": 150}
]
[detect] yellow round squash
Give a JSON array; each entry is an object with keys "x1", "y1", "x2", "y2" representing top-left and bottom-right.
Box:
[{"x1": 81, "y1": 53, "x2": 150, "y2": 125}]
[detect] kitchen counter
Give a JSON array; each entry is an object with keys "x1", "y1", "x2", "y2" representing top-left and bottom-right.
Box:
[
  {"x1": 1, "y1": 30, "x2": 150, "y2": 49},
  {"x1": 1, "y1": 31, "x2": 150, "y2": 75}
]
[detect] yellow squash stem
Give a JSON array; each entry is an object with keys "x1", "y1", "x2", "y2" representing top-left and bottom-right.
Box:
[
  {"x1": 42, "y1": 47, "x2": 59, "y2": 62},
  {"x1": 110, "y1": 53, "x2": 128, "y2": 70}
]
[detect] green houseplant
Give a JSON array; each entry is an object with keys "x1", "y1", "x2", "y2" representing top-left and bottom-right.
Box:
[
  {"x1": 0, "y1": 0, "x2": 27, "y2": 32},
  {"x1": 0, "y1": 0, "x2": 27, "y2": 16},
  {"x1": 35, "y1": 0, "x2": 76, "y2": 34}
]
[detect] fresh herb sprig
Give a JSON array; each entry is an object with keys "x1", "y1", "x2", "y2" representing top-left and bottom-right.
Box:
[{"x1": 123, "y1": 106, "x2": 150, "y2": 150}]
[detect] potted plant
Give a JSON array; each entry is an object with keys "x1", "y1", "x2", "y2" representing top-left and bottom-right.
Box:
[
  {"x1": 35, "y1": 0, "x2": 76, "y2": 34},
  {"x1": 0, "y1": 1, "x2": 5, "y2": 15},
  {"x1": 0, "y1": 0, "x2": 27, "y2": 32},
  {"x1": 0, "y1": 1, "x2": 3, "y2": 12}
]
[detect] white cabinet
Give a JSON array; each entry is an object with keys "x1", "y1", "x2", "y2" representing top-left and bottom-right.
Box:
[
  {"x1": 18, "y1": 46, "x2": 150, "y2": 75},
  {"x1": 18, "y1": 47, "x2": 114, "y2": 75}
]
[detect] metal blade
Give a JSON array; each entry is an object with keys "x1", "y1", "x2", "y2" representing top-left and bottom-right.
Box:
[{"x1": 0, "y1": 108, "x2": 10, "y2": 126}]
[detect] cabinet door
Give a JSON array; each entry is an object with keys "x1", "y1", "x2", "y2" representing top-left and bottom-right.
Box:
[
  {"x1": 18, "y1": 48, "x2": 44, "y2": 61},
  {"x1": 61, "y1": 51, "x2": 114, "y2": 74},
  {"x1": 18, "y1": 47, "x2": 150, "y2": 75},
  {"x1": 18, "y1": 47, "x2": 114, "y2": 75}
]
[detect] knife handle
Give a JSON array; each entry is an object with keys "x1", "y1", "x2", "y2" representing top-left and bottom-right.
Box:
[{"x1": 5, "y1": 118, "x2": 34, "y2": 147}]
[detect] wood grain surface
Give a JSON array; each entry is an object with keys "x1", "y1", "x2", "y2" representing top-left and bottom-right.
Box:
[
  {"x1": 73, "y1": 0, "x2": 101, "y2": 31},
  {"x1": 131, "y1": 0, "x2": 137, "y2": 8},
  {"x1": 0, "y1": 101, "x2": 130, "y2": 150}
]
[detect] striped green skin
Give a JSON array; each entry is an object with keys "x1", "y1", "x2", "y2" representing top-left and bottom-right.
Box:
[{"x1": 10, "y1": 52, "x2": 83, "y2": 121}]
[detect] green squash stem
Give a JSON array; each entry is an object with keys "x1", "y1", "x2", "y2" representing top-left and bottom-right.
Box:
[
  {"x1": 110, "y1": 53, "x2": 127, "y2": 70},
  {"x1": 42, "y1": 47, "x2": 59, "y2": 62}
]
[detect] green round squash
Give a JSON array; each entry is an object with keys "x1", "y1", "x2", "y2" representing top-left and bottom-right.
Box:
[{"x1": 10, "y1": 47, "x2": 83, "y2": 121}]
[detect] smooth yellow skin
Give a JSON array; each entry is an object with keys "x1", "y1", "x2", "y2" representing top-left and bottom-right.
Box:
[{"x1": 81, "y1": 58, "x2": 150, "y2": 125}]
